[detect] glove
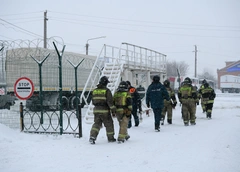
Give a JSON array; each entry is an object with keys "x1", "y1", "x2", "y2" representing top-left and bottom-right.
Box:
[
  {"x1": 112, "y1": 113, "x2": 116, "y2": 117},
  {"x1": 126, "y1": 114, "x2": 131, "y2": 118},
  {"x1": 111, "y1": 109, "x2": 116, "y2": 114},
  {"x1": 171, "y1": 102, "x2": 177, "y2": 108},
  {"x1": 209, "y1": 95, "x2": 215, "y2": 100},
  {"x1": 146, "y1": 109, "x2": 150, "y2": 116},
  {"x1": 196, "y1": 101, "x2": 199, "y2": 105},
  {"x1": 124, "y1": 109, "x2": 132, "y2": 116}
]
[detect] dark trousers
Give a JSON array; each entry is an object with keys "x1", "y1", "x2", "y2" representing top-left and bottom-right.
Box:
[
  {"x1": 152, "y1": 108, "x2": 163, "y2": 127},
  {"x1": 205, "y1": 103, "x2": 213, "y2": 114},
  {"x1": 128, "y1": 105, "x2": 139, "y2": 126}
]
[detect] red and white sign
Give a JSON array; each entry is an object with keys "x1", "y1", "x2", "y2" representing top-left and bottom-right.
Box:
[
  {"x1": 0, "y1": 88, "x2": 5, "y2": 95},
  {"x1": 14, "y1": 77, "x2": 34, "y2": 100}
]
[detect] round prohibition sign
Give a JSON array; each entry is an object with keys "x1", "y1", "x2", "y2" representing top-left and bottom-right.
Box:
[{"x1": 14, "y1": 77, "x2": 34, "y2": 100}]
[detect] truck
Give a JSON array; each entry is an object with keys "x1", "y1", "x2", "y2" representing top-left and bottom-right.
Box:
[
  {"x1": 0, "y1": 87, "x2": 15, "y2": 110},
  {"x1": 4, "y1": 47, "x2": 97, "y2": 111},
  {"x1": 220, "y1": 75, "x2": 240, "y2": 93}
]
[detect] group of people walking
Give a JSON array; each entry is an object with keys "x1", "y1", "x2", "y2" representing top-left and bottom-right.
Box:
[
  {"x1": 89, "y1": 75, "x2": 216, "y2": 144},
  {"x1": 89, "y1": 76, "x2": 141, "y2": 144}
]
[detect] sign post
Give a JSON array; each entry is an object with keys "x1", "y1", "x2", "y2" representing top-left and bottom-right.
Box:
[{"x1": 14, "y1": 77, "x2": 34, "y2": 100}]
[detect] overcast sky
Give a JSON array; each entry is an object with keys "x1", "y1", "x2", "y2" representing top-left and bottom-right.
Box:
[{"x1": 1, "y1": 0, "x2": 240, "y2": 77}]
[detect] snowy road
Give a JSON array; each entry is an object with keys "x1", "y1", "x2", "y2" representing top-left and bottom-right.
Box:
[{"x1": 0, "y1": 93, "x2": 240, "y2": 172}]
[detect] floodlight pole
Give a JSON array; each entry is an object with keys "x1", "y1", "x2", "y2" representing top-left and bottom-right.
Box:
[{"x1": 86, "y1": 36, "x2": 106, "y2": 55}]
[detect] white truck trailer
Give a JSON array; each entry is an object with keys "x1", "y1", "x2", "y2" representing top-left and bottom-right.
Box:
[
  {"x1": 220, "y1": 75, "x2": 240, "y2": 93},
  {"x1": 5, "y1": 48, "x2": 97, "y2": 110}
]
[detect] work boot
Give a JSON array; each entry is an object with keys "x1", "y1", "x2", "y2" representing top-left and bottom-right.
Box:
[
  {"x1": 207, "y1": 112, "x2": 212, "y2": 119},
  {"x1": 167, "y1": 119, "x2": 172, "y2": 124},
  {"x1": 135, "y1": 119, "x2": 139, "y2": 127},
  {"x1": 190, "y1": 122, "x2": 196, "y2": 125},
  {"x1": 117, "y1": 138, "x2": 125, "y2": 143},
  {"x1": 155, "y1": 123, "x2": 160, "y2": 132},
  {"x1": 108, "y1": 138, "x2": 116, "y2": 143},
  {"x1": 125, "y1": 135, "x2": 130, "y2": 141},
  {"x1": 89, "y1": 136, "x2": 96, "y2": 144}
]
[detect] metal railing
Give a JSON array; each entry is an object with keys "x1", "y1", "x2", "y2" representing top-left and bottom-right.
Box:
[
  {"x1": 20, "y1": 103, "x2": 82, "y2": 137},
  {"x1": 80, "y1": 42, "x2": 167, "y2": 107}
]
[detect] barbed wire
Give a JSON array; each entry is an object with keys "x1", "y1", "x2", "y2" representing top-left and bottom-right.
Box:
[{"x1": 0, "y1": 36, "x2": 64, "y2": 50}]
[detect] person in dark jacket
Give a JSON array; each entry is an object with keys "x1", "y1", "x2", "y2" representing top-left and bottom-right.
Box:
[
  {"x1": 146, "y1": 75, "x2": 170, "y2": 131},
  {"x1": 89, "y1": 76, "x2": 116, "y2": 144},
  {"x1": 126, "y1": 81, "x2": 142, "y2": 128}
]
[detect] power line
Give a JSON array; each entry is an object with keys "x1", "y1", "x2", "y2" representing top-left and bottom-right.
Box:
[
  {"x1": 199, "y1": 51, "x2": 239, "y2": 59},
  {"x1": 49, "y1": 17, "x2": 240, "y2": 32},
  {"x1": 0, "y1": 18, "x2": 42, "y2": 38},
  {"x1": 51, "y1": 19, "x2": 240, "y2": 39},
  {"x1": 49, "y1": 10, "x2": 240, "y2": 29},
  {"x1": 0, "y1": 11, "x2": 44, "y2": 17},
  {"x1": 0, "y1": 34, "x2": 12, "y2": 40},
  {"x1": 1, "y1": 11, "x2": 240, "y2": 40},
  {"x1": 2, "y1": 17, "x2": 42, "y2": 21},
  {"x1": 3, "y1": 10, "x2": 240, "y2": 31}
]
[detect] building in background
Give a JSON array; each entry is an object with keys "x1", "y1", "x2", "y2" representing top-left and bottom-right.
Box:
[{"x1": 217, "y1": 61, "x2": 240, "y2": 93}]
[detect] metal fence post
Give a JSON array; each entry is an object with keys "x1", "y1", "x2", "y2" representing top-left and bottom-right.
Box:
[
  {"x1": 20, "y1": 102, "x2": 24, "y2": 131},
  {"x1": 53, "y1": 42, "x2": 66, "y2": 135},
  {"x1": 30, "y1": 54, "x2": 50, "y2": 124},
  {"x1": 67, "y1": 59, "x2": 85, "y2": 138},
  {"x1": 78, "y1": 104, "x2": 82, "y2": 138}
]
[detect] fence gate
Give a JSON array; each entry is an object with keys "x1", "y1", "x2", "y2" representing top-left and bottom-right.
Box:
[{"x1": 20, "y1": 103, "x2": 82, "y2": 137}]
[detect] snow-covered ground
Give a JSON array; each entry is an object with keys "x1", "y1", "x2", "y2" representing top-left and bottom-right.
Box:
[{"x1": 1, "y1": 93, "x2": 240, "y2": 172}]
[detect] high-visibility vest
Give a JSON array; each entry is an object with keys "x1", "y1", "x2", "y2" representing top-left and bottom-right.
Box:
[
  {"x1": 114, "y1": 92, "x2": 129, "y2": 106},
  {"x1": 92, "y1": 89, "x2": 107, "y2": 106}
]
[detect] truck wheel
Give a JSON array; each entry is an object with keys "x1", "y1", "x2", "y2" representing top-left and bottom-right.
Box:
[{"x1": 5, "y1": 103, "x2": 10, "y2": 110}]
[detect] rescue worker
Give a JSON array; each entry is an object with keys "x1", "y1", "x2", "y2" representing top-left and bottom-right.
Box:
[
  {"x1": 89, "y1": 76, "x2": 116, "y2": 144},
  {"x1": 126, "y1": 81, "x2": 142, "y2": 128},
  {"x1": 198, "y1": 80, "x2": 216, "y2": 119},
  {"x1": 193, "y1": 86, "x2": 200, "y2": 118},
  {"x1": 199, "y1": 79, "x2": 207, "y2": 113},
  {"x1": 146, "y1": 75, "x2": 170, "y2": 132},
  {"x1": 161, "y1": 79, "x2": 177, "y2": 125},
  {"x1": 178, "y1": 77, "x2": 198, "y2": 126},
  {"x1": 113, "y1": 81, "x2": 132, "y2": 143}
]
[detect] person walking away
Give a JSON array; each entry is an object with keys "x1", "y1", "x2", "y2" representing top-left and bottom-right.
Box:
[
  {"x1": 113, "y1": 81, "x2": 132, "y2": 143},
  {"x1": 161, "y1": 79, "x2": 177, "y2": 125},
  {"x1": 178, "y1": 77, "x2": 198, "y2": 126},
  {"x1": 126, "y1": 81, "x2": 142, "y2": 128},
  {"x1": 193, "y1": 86, "x2": 200, "y2": 118},
  {"x1": 89, "y1": 76, "x2": 116, "y2": 144},
  {"x1": 199, "y1": 79, "x2": 207, "y2": 113},
  {"x1": 146, "y1": 75, "x2": 170, "y2": 132},
  {"x1": 198, "y1": 80, "x2": 216, "y2": 119}
]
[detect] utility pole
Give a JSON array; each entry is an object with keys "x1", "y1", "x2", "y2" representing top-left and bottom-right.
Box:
[
  {"x1": 194, "y1": 45, "x2": 197, "y2": 78},
  {"x1": 44, "y1": 10, "x2": 48, "y2": 48}
]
